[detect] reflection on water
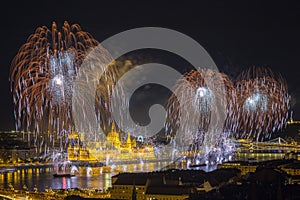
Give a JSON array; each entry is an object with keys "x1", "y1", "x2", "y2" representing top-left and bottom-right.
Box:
[
  {"x1": 0, "y1": 161, "x2": 170, "y2": 192},
  {"x1": 0, "y1": 167, "x2": 113, "y2": 192},
  {"x1": 233, "y1": 152, "x2": 285, "y2": 162},
  {"x1": 111, "y1": 161, "x2": 169, "y2": 173}
]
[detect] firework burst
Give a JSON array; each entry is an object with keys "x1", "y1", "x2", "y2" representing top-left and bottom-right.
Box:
[
  {"x1": 165, "y1": 68, "x2": 235, "y2": 161},
  {"x1": 10, "y1": 21, "x2": 104, "y2": 151},
  {"x1": 234, "y1": 66, "x2": 291, "y2": 141}
]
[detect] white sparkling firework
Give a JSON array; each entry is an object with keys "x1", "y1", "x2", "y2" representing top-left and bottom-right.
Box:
[
  {"x1": 10, "y1": 21, "x2": 99, "y2": 152},
  {"x1": 165, "y1": 68, "x2": 235, "y2": 164},
  {"x1": 234, "y1": 67, "x2": 291, "y2": 141}
]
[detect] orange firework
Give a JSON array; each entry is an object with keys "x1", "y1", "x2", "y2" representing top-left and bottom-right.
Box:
[
  {"x1": 165, "y1": 68, "x2": 235, "y2": 146},
  {"x1": 235, "y1": 66, "x2": 291, "y2": 141},
  {"x1": 10, "y1": 21, "x2": 119, "y2": 152}
]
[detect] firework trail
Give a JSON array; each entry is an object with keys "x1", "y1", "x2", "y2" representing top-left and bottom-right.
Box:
[{"x1": 234, "y1": 66, "x2": 291, "y2": 141}]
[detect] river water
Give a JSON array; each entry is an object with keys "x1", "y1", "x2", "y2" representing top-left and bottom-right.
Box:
[
  {"x1": 0, "y1": 152, "x2": 285, "y2": 192},
  {"x1": 0, "y1": 161, "x2": 171, "y2": 192}
]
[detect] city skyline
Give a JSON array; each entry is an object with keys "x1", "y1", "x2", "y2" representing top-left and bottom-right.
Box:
[{"x1": 0, "y1": 1, "x2": 300, "y2": 131}]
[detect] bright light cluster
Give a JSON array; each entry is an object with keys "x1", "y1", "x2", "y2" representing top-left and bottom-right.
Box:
[
  {"x1": 244, "y1": 93, "x2": 268, "y2": 112},
  {"x1": 48, "y1": 51, "x2": 76, "y2": 104}
]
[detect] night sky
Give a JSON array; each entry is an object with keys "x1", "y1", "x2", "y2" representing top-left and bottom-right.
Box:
[{"x1": 0, "y1": 1, "x2": 299, "y2": 131}]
